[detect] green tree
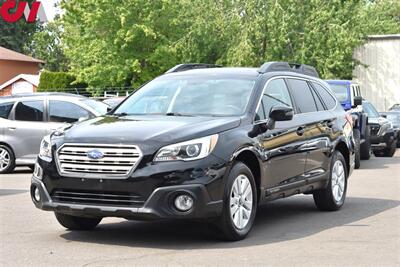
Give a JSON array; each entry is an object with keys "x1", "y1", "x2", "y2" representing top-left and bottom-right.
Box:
[
  {"x1": 60, "y1": 0, "x2": 400, "y2": 90},
  {"x1": 61, "y1": 0, "x2": 183, "y2": 93},
  {"x1": 24, "y1": 19, "x2": 69, "y2": 72},
  {"x1": 0, "y1": 0, "x2": 42, "y2": 53}
]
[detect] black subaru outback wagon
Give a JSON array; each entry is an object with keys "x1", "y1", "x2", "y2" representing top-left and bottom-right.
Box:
[{"x1": 31, "y1": 62, "x2": 355, "y2": 241}]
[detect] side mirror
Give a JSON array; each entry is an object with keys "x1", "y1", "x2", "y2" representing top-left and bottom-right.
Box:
[
  {"x1": 269, "y1": 106, "x2": 294, "y2": 121},
  {"x1": 353, "y1": 96, "x2": 362, "y2": 107},
  {"x1": 250, "y1": 106, "x2": 294, "y2": 137},
  {"x1": 107, "y1": 106, "x2": 113, "y2": 112},
  {"x1": 380, "y1": 114, "x2": 387, "y2": 118}
]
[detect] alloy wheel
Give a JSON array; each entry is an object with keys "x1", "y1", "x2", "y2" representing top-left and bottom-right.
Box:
[
  {"x1": 331, "y1": 160, "x2": 345, "y2": 203},
  {"x1": 0, "y1": 148, "x2": 11, "y2": 172},
  {"x1": 229, "y1": 174, "x2": 253, "y2": 229}
]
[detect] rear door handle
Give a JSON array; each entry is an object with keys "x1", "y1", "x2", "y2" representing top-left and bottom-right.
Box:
[
  {"x1": 296, "y1": 127, "x2": 305, "y2": 136},
  {"x1": 8, "y1": 127, "x2": 16, "y2": 131}
]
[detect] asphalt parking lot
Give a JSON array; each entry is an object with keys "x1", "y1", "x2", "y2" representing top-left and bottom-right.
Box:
[{"x1": 1, "y1": 152, "x2": 399, "y2": 267}]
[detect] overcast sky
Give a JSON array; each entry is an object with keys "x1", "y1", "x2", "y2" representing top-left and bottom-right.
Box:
[{"x1": 41, "y1": 0, "x2": 59, "y2": 21}]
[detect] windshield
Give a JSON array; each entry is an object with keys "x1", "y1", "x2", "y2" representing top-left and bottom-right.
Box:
[
  {"x1": 329, "y1": 84, "x2": 348, "y2": 102},
  {"x1": 363, "y1": 102, "x2": 380, "y2": 118},
  {"x1": 114, "y1": 77, "x2": 255, "y2": 116},
  {"x1": 81, "y1": 99, "x2": 108, "y2": 115}
]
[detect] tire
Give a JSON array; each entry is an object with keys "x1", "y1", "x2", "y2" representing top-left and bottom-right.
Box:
[
  {"x1": 55, "y1": 212, "x2": 101, "y2": 230},
  {"x1": 373, "y1": 141, "x2": 396, "y2": 157},
  {"x1": 216, "y1": 162, "x2": 257, "y2": 241},
  {"x1": 353, "y1": 129, "x2": 361, "y2": 169},
  {"x1": 313, "y1": 151, "x2": 347, "y2": 211},
  {"x1": 360, "y1": 125, "x2": 371, "y2": 160},
  {"x1": 0, "y1": 145, "x2": 16, "y2": 174}
]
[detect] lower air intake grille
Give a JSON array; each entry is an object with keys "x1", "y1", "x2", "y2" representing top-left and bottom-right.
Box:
[{"x1": 51, "y1": 189, "x2": 145, "y2": 207}]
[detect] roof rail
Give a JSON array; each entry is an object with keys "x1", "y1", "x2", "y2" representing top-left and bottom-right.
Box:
[
  {"x1": 165, "y1": 63, "x2": 222, "y2": 74},
  {"x1": 258, "y1": 62, "x2": 319, "y2": 78}
]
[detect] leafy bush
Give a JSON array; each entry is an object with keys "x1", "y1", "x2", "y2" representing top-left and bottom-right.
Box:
[{"x1": 38, "y1": 71, "x2": 81, "y2": 92}]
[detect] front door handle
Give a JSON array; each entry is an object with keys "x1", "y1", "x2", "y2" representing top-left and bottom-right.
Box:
[
  {"x1": 296, "y1": 127, "x2": 305, "y2": 136},
  {"x1": 8, "y1": 127, "x2": 16, "y2": 131}
]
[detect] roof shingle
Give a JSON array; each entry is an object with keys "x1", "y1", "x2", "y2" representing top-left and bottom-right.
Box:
[{"x1": 0, "y1": 46, "x2": 44, "y2": 63}]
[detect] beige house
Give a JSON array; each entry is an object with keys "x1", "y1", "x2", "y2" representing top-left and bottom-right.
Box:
[{"x1": 353, "y1": 35, "x2": 400, "y2": 111}]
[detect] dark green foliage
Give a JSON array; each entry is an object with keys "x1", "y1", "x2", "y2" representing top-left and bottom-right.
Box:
[{"x1": 38, "y1": 71, "x2": 78, "y2": 92}]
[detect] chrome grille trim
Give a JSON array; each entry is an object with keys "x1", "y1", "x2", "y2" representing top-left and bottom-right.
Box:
[{"x1": 56, "y1": 143, "x2": 143, "y2": 179}]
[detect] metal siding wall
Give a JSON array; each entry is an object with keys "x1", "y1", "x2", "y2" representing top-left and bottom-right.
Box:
[{"x1": 353, "y1": 37, "x2": 400, "y2": 111}]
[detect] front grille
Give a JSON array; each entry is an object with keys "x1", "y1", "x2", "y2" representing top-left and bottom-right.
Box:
[
  {"x1": 51, "y1": 189, "x2": 145, "y2": 207},
  {"x1": 56, "y1": 144, "x2": 143, "y2": 178}
]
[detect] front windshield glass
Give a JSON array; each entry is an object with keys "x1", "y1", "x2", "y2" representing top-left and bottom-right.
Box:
[
  {"x1": 329, "y1": 84, "x2": 348, "y2": 102},
  {"x1": 81, "y1": 99, "x2": 108, "y2": 115},
  {"x1": 114, "y1": 77, "x2": 255, "y2": 116},
  {"x1": 363, "y1": 102, "x2": 380, "y2": 118}
]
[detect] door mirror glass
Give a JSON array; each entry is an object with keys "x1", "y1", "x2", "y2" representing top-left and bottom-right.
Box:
[
  {"x1": 353, "y1": 96, "x2": 362, "y2": 107},
  {"x1": 269, "y1": 106, "x2": 294, "y2": 121}
]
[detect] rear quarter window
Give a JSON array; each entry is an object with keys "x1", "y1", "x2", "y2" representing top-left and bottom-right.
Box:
[
  {"x1": 0, "y1": 102, "x2": 14, "y2": 119},
  {"x1": 313, "y1": 83, "x2": 337, "y2": 110}
]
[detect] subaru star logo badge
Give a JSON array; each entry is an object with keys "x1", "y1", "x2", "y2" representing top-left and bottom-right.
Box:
[{"x1": 87, "y1": 150, "x2": 104, "y2": 160}]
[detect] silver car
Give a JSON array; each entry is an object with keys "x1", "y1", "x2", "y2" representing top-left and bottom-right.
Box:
[{"x1": 0, "y1": 93, "x2": 108, "y2": 173}]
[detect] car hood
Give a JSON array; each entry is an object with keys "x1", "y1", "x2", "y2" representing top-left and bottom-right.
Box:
[
  {"x1": 62, "y1": 115, "x2": 241, "y2": 147},
  {"x1": 368, "y1": 117, "x2": 389, "y2": 126}
]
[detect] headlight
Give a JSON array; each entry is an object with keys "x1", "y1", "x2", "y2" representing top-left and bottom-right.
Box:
[
  {"x1": 39, "y1": 135, "x2": 52, "y2": 162},
  {"x1": 154, "y1": 134, "x2": 219, "y2": 162},
  {"x1": 378, "y1": 122, "x2": 391, "y2": 136}
]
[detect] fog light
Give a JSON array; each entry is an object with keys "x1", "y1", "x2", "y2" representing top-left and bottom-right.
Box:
[
  {"x1": 34, "y1": 187, "x2": 40, "y2": 202},
  {"x1": 174, "y1": 194, "x2": 194, "y2": 212}
]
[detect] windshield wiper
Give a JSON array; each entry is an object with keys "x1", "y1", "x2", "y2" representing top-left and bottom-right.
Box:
[
  {"x1": 113, "y1": 112, "x2": 129, "y2": 117},
  {"x1": 165, "y1": 112, "x2": 194, "y2": 117}
]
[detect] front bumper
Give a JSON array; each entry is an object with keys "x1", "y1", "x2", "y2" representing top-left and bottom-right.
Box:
[
  {"x1": 31, "y1": 154, "x2": 228, "y2": 220},
  {"x1": 371, "y1": 129, "x2": 396, "y2": 151},
  {"x1": 31, "y1": 176, "x2": 222, "y2": 220}
]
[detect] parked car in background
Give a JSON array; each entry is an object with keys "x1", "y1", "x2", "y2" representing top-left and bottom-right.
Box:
[
  {"x1": 362, "y1": 100, "x2": 397, "y2": 157},
  {"x1": 31, "y1": 62, "x2": 354, "y2": 241},
  {"x1": 0, "y1": 93, "x2": 108, "y2": 174},
  {"x1": 380, "y1": 111, "x2": 400, "y2": 148},
  {"x1": 103, "y1": 97, "x2": 126, "y2": 109},
  {"x1": 326, "y1": 80, "x2": 370, "y2": 168},
  {"x1": 389, "y1": 104, "x2": 400, "y2": 111}
]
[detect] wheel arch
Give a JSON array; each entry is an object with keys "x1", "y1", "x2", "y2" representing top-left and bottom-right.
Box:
[
  {"x1": 0, "y1": 142, "x2": 15, "y2": 155},
  {"x1": 231, "y1": 147, "x2": 262, "y2": 202},
  {"x1": 335, "y1": 141, "x2": 350, "y2": 175}
]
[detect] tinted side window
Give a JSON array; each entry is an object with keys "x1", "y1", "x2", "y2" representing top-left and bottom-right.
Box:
[
  {"x1": 287, "y1": 79, "x2": 317, "y2": 113},
  {"x1": 0, "y1": 102, "x2": 14, "y2": 119},
  {"x1": 49, "y1": 100, "x2": 90, "y2": 123},
  {"x1": 49, "y1": 100, "x2": 91, "y2": 123},
  {"x1": 256, "y1": 79, "x2": 293, "y2": 121},
  {"x1": 313, "y1": 83, "x2": 337, "y2": 109},
  {"x1": 15, "y1": 101, "x2": 44, "y2": 122},
  {"x1": 309, "y1": 85, "x2": 325, "y2": 111}
]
